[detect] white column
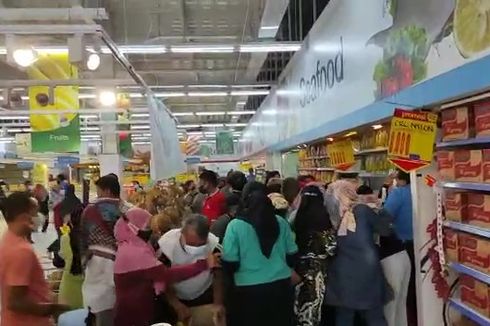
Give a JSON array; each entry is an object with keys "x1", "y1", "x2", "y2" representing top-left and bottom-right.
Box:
[{"x1": 98, "y1": 110, "x2": 123, "y2": 180}]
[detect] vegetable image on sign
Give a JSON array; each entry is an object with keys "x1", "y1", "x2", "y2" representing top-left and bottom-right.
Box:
[
  {"x1": 388, "y1": 108, "x2": 437, "y2": 172},
  {"x1": 327, "y1": 139, "x2": 355, "y2": 171}
]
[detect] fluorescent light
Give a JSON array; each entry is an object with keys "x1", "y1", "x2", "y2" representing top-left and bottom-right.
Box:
[
  {"x1": 79, "y1": 94, "x2": 97, "y2": 99},
  {"x1": 372, "y1": 124, "x2": 383, "y2": 130},
  {"x1": 120, "y1": 45, "x2": 166, "y2": 54},
  {"x1": 177, "y1": 124, "x2": 200, "y2": 129},
  {"x1": 129, "y1": 93, "x2": 144, "y2": 98},
  {"x1": 154, "y1": 92, "x2": 186, "y2": 98},
  {"x1": 132, "y1": 141, "x2": 151, "y2": 145},
  {"x1": 344, "y1": 131, "x2": 357, "y2": 137},
  {"x1": 260, "y1": 26, "x2": 279, "y2": 30},
  {"x1": 173, "y1": 112, "x2": 195, "y2": 117},
  {"x1": 170, "y1": 45, "x2": 234, "y2": 53},
  {"x1": 188, "y1": 92, "x2": 228, "y2": 97},
  {"x1": 130, "y1": 113, "x2": 149, "y2": 118},
  {"x1": 80, "y1": 134, "x2": 100, "y2": 139},
  {"x1": 239, "y1": 44, "x2": 301, "y2": 53},
  {"x1": 81, "y1": 127, "x2": 99, "y2": 131},
  {"x1": 226, "y1": 123, "x2": 247, "y2": 127},
  {"x1": 130, "y1": 125, "x2": 150, "y2": 130},
  {"x1": 230, "y1": 90, "x2": 269, "y2": 96},
  {"x1": 187, "y1": 132, "x2": 203, "y2": 136},
  {"x1": 201, "y1": 123, "x2": 224, "y2": 128},
  {"x1": 7, "y1": 128, "x2": 22, "y2": 132},
  {"x1": 327, "y1": 137, "x2": 334, "y2": 142},
  {"x1": 227, "y1": 110, "x2": 255, "y2": 115},
  {"x1": 187, "y1": 85, "x2": 228, "y2": 89},
  {"x1": 0, "y1": 116, "x2": 28, "y2": 120},
  {"x1": 195, "y1": 111, "x2": 226, "y2": 116},
  {"x1": 80, "y1": 114, "x2": 98, "y2": 119},
  {"x1": 131, "y1": 136, "x2": 150, "y2": 141}
]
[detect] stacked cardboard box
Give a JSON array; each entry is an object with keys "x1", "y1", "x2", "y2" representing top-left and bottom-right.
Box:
[
  {"x1": 460, "y1": 274, "x2": 489, "y2": 317},
  {"x1": 458, "y1": 232, "x2": 490, "y2": 274}
]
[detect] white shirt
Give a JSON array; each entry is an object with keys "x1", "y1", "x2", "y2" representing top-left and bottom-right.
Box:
[
  {"x1": 0, "y1": 211, "x2": 7, "y2": 241},
  {"x1": 158, "y1": 228, "x2": 219, "y2": 301}
]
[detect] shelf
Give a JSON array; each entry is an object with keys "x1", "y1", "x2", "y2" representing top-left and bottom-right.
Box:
[
  {"x1": 449, "y1": 298, "x2": 490, "y2": 325},
  {"x1": 437, "y1": 137, "x2": 490, "y2": 149},
  {"x1": 443, "y1": 220, "x2": 490, "y2": 238},
  {"x1": 449, "y1": 262, "x2": 490, "y2": 285},
  {"x1": 299, "y1": 155, "x2": 328, "y2": 161},
  {"x1": 298, "y1": 167, "x2": 335, "y2": 172},
  {"x1": 440, "y1": 181, "x2": 490, "y2": 192},
  {"x1": 358, "y1": 172, "x2": 389, "y2": 178},
  {"x1": 354, "y1": 147, "x2": 388, "y2": 155}
]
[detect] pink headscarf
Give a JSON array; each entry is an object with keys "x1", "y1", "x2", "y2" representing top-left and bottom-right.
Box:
[{"x1": 114, "y1": 207, "x2": 161, "y2": 274}]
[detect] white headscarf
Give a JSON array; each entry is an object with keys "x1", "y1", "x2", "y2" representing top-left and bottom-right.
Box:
[{"x1": 329, "y1": 180, "x2": 359, "y2": 236}]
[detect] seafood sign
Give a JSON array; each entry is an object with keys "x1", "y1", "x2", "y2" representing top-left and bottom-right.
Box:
[
  {"x1": 388, "y1": 108, "x2": 437, "y2": 172},
  {"x1": 28, "y1": 53, "x2": 80, "y2": 153}
]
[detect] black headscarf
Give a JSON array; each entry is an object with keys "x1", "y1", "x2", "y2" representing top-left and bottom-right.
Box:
[
  {"x1": 59, "y1": 184, "x2": 82, "y2": 217},
  {"x1": 237, "y1": 182, "x2": 279, "y2": 258}
]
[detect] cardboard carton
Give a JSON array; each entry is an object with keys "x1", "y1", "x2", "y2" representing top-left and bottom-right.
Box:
[
  {"x1": 443, "y1": 228, "x2": 459, "y2": 262},
  {"x1": 460, "y1": 274, "x2": 489, "y2": 317},
  {"x1": 467, "y1": 193, "x2": 490, "y2": 228},
  {"x1": 474, "y1": 101, "x2": 490, "y2": 137},
  {"x1": 454, "y1": 150, "x2": 483, "y2": 182},
  {"x1": 437, "y1": 151, "x2": 455, "y2": 181},
  {"x1": 442, "y1": 106, "x2": 470, "y2": 141},
  {"x1": 482, "y1": 149, "x2": 490, "y2": 182},
  {"x1": 444, "y1": 192, "x2": 466, "y2": 222},
  {"x1": 458, "y1": 232, "x2": 490, "y2": 274}
]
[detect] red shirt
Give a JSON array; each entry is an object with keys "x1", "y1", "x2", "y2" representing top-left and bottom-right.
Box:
[
  {"x1": 202, "y1": 190, "x2": 227, "y2": 223},
  {"x1": 0, "y1": 231, "x2": 52, "y2": 326}
]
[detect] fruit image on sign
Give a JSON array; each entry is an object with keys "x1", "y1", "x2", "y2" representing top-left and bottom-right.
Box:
[
  {"x1": 454, "y1": 0, "x2": 490, "y2": 58},
  {"x1": 27, "y1": 53, "x2": 80, "y2": 153},
  {"x1": 388, "y1": 108, "x2": 437, "y2": 172},
  {"x1": 327, "y1": 139, "x2": 355, "y2": 171}
]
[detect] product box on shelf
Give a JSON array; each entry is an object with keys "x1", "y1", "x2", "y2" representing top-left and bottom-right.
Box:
[
  {"x1": 443, "y1": 228, "x2": 459, "y2": 262},
  {"x1": 437, "y1": 151, "x2": 455, "y2": 180},
  {"x1": 445, "y1": 192, "x2": 467, "y2": 222},
  {"x1": 474, "y1": 101, "x2": 490, "y2": 137},
  {"x1": 442, "y1": 106, "x2": 471, "y2": 141},
  {"x1": 467, "y1": 193, "x2": 490, "y2": 228},
  {"x1": 460, "y1": 274, "x2": 489, "y2": 317},
  {"x1": 482, "y1": 149, "x2": 490, "y2": 182},
  {"x1": 458, "y1": 232, "x2": 490, "y2": 273},
  {"x1": 454, "y1": 150, "x2": 483, "y2": 182}
]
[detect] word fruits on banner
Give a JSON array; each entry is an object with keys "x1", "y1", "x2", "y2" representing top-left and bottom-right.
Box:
[
  {"x1": 388, "y1": 108, "x2": 438, "y2": 172},
  {"x1": 327, "y1": 138, "x2": 355, "y2": 171}
]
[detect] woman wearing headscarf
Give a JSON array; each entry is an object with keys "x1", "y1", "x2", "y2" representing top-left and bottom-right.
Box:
[
  {"x1": 324, "y1": 180, "x2": 391, "y2": 326},
  {"x1": 58, "y1": 191, "x2": 85, "y2": 309},
  {"x1": 113, "y1": 207, "x2": 217, "y2": 326},
  {"x1": 222, "y1": 181, "x2": 298, "y2": 326},
  {"x1": 292, "y1": 185, "x2": 336, "y2": 326}
]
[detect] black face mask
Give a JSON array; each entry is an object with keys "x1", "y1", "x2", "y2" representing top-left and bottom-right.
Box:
[
  {"x1": 137, "y1": 229, "x2": 153, "y2": 242},
  {"x1": 198, "y1": 185, "x2": 207, "y2": 194}
]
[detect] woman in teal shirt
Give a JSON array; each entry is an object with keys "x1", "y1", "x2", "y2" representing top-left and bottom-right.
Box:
[{"x1": 222, "y1": 182, "x2": 298, "y2": 326}]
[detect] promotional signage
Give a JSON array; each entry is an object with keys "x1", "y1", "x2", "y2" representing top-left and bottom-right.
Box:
[
  {"x1": 55, "y1": 156, "x2": 80, "y2": 169},
  {"x1": 240, "y1": 0, "x2": 485, "y2": 156},
  {"x1": 388, "y1": 108, "x2": 437, "y2": 172},
  {"x1": 28, "y1": 53, "x2": 80, "y2": 153},
  {"x1": 216, "y1": 131, "x2": 234, "y2": 155},
  {"x1": 327, "y1": 139, "x2": 355, "y2": 171},
  {"x1": 15, "y1": 133, "x2": 31, "y2": 157}
]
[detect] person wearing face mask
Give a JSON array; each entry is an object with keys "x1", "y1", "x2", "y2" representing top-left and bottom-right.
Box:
[
  {"x1": 199, "y1": 170, "x2": 227, "y2": 224},
  {"x1": 158, "y1": 214, "x2": 224, "y2": 326},
  {"x1": 114, "y1": 208, "x2": 217, "y2": 326},
  {"x1": 0, "y1": 192, "x2": 70, "y2": 326}
]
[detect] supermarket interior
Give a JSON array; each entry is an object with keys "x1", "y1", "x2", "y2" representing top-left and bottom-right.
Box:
[{"x1": 2, "y1": 0, "x2": 490, "y2": 326}]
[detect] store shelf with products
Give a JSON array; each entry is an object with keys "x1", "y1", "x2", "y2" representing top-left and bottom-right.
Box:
[
  {"x1": 444, "y1": 221, "x2": 490, "y2": 239},
  {"x1": 449, "y1": 298, "x2": 490, "y2": 326},
  {"x1": 449, "y1": 262, "x2": 490, "y2": 285},
  {"x1": 437, "y1": 137, "x2": 490, "y2": 149},
  {"x1": 440, "y1": 182, "x2": 490, "y2": 192},
  {"x1": 354, "y1": 147, "x2": 388, "y2": 155}
]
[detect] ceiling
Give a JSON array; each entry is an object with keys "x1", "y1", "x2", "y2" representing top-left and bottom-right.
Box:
[{"x1": 0, "y1": 0, "x2": 295, "y2": 150}]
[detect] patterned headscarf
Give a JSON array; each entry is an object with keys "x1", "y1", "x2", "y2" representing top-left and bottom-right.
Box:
[{"x1": 329, "y1": 180, "x2": 359, "y2": 236}]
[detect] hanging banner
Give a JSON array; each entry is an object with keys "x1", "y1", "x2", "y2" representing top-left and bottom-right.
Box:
[
  {"x1": 117, "y1": 93, "x2": 132, "y2": 158},
  {"x1": 327, "y1": 139, "x2": 355, "y2": 171},
  {"x1": 388, "y1": 108, "x2": 437, "y2": 172},
  {"x1": 27, "y1": 53, "x2": 80, "y2": 153},
  {"x1": 148, "y1": 96, "x2": 186, "y2": 180},
  {"x1": 15, "y1": 133, "x2": 31, "y2": 157},
  {"x1": 216, "y1": 131, "x2": 234, "y2": 155}
]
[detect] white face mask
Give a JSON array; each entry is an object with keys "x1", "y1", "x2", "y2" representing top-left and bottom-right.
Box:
[{"x1": 184, "y1": 244, "x2": 207, "y2": 256}]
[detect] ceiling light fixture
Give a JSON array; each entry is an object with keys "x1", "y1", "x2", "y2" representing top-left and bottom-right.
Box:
[
  {"x1": 13, "y1": 49, "x2": 38, "y2": 67},
  {"x1": 260, "y1": 26, "x2": 279, "y2": 30},
  {"x1": 172, "y1": 112, "x2": 195, "y2": 117},
  {"x1": 202, "y1": 123, "x2": 224, "y2": 128},
  {"x1": 239, "y1": 44, "x2": 301, "y2": 53},
  {"x1": 170, "y1": 45, "x2": 234, "y2": 53},
  {"x1": 372, "y1": 124, "x2": 383, "y2": 130},
  {"x1": 177, "y1": 124, "x2": 200, "y2": 129},
  {"x1": 99, "y1": 91, "x2": 116, "y2": 106},
  {"x1": 195, "y1": 111, "x2": 226, "y2": 116},
  {"x1": 130, "y1": 125, "x2": 150, "y2": 130},
  {"x1": 130, "y1": 113, "x2": 150, "y2": 118},
  {"x1": 225, "y1": 123, "x2": 247, "y2": 127},
  {"x1": 227, "y1": 110, "x2": 255, "y2": 115},
  {"x1": 230, "y1": 90, "x2": 270, "y2": 96},
  {"x1": 86, "y1": 53, "x2": 101, "y2": 71},
  {"x1": 188, "y1": 92, "x2": 229, "y2": 97}
]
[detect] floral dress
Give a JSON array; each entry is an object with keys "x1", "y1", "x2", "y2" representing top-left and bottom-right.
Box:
[{"x1": 294, "y1": 230, "x2": 336, "y2": 326}]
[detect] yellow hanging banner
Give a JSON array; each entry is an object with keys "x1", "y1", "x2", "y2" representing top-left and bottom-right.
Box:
[
  {"x1": 388, "y1": 108, "x2": 438, "y2": 172},
  {"x1": 327, "y1": 139, "x2": 355, "y2": 171}
]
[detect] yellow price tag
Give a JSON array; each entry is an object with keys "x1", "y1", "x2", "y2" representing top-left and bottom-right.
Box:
[{"x1": 327, "y1": 139, "x2": 355, "y2": 171}]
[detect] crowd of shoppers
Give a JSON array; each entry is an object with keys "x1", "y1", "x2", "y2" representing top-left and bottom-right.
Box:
[{"x1": 0, "y1": 167, "x2": 414, "y2": 326}]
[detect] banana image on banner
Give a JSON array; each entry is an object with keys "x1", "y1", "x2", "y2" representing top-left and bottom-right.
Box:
[{"x1": 27, "y1": 53, "x2": 80, "y2": 153}]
